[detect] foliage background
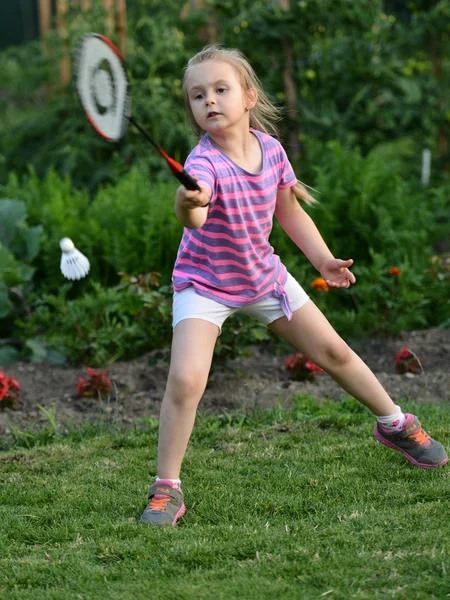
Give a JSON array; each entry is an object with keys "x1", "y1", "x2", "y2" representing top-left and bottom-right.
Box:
[{"x1": 0, "y1": 0, "x2": 449, "y2": 366}]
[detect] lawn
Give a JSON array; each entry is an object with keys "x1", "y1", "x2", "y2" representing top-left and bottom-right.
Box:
[{"x1": 0, "y1": 396, "x2": 449, "y2": 600}]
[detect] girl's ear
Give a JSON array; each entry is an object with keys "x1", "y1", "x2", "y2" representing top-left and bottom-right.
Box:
[{"x1": 246, "y1": 87, "x2": 258, "y2": 110}]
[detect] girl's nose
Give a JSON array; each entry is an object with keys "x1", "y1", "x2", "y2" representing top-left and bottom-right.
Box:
[{"x1": 205, "y1": 94, "x2": 216, "y2": 105}]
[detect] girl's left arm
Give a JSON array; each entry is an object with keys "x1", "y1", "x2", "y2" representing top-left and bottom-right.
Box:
[{"x1": 275, "y1": 187, "x2": 356, "y2": 288}]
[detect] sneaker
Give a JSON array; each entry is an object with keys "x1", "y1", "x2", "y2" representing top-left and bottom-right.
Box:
[
  {"x1": 374, "y1": 413, "x2": 448, "y2": 469},
  {"x1": 140, "y1": 480, "x2": 186, "y2": 526}
]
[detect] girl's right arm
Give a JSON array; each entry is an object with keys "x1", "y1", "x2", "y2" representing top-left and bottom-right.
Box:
[{"x1": 175, "y1": 183, "x2": 211, "y2": 229}]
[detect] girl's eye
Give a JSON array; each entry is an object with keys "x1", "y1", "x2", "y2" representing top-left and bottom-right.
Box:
[
  {"x1": 194, "y1": 93, "x2": 204, "y2": 100},
  {"x1": 217, "y1": 87, "x2": 227, "y2": 93}
]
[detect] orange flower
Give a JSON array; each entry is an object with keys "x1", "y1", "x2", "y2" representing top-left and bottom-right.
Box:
[
  {"x1": 388, "y1": 266, "x2": 402, "y2": 277},
  {"x1": 310, "y1": 277, "x2": 329, "y2": 292}
]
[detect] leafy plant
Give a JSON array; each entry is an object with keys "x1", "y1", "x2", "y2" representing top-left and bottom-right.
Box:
[
  {"x1": 0, "y1": 198, "x2": 43, "y2": 364},
  {"x1": 327, "y1": 253, "x2": 435, "y2": 337},
  {"x1": 307, "y1": 141, "x2": 445, "y2": 265},
  {"x1": 213, "y1": 312, "x2": 272, "y2": 364},
  {"x1": 2, "y1": 168, "x2": 182, "y2": 293},
  {"x1": 0, "y1": 198, "x2": 42, "y2": 316},
  {"x1": 394, "y1": 346, "x2": 423, "y2": 375},
  {"x1": 76, "y1": 368, "x2": 112, "y2": 399},
  {"x1": 16, "y1": 278, "x2": 173, "y2": 366},
  {"x1": 0, "y1": 370, "x2": 20, "y2": 409},
  {"x1": 284, "y1": 354, "x2": 324, "y2": 381}
]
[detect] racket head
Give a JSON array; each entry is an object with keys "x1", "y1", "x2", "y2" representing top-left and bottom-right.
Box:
[{"x1": 74, "y1": 33, "x2": 130, "y2": 142}]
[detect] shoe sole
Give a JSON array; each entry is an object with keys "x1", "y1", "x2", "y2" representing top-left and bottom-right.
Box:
[
  {"x1": 374, "y1": 427, "x2": 448, "y2": 469},
  {"x1": 172, "y1": 504, "x2": 186, "y2": 526}
]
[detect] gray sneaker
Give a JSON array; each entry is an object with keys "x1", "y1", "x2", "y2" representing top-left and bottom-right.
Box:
[
  {"x1": 374, "y1": 413, "x2": 448, "y2": 469},
  {"x1": 140, "y1": 481, "x2": 186, "y2": 526}
]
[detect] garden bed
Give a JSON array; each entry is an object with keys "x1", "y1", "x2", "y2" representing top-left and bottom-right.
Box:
[{"x1": 0, "y1": 328, "x2": 449, "y2": 440}]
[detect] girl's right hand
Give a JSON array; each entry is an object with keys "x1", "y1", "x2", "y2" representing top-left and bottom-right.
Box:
[{"x1": 175, "y1": 180, "x2": 210, "y2": 210}]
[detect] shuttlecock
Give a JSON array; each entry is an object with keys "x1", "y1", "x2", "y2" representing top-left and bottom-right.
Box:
[{"x1": 60, "y1": 237, "x2": 90, "y2": 280}]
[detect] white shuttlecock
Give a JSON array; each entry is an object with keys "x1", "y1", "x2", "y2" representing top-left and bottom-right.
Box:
[{"x1": 60, "y1": 237, "x2": 90, "y2": 280}]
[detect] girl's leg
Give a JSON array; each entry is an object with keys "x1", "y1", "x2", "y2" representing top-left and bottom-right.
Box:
[
  {"x1": 157, "y1": 318, "x2": 219, "y2": 479},
  {"x1": 269, "y1": 299, "x2": 397, "y2": 416},
  {"x1": 269, "y1": 299, "x2": 447, "y2": 468}
]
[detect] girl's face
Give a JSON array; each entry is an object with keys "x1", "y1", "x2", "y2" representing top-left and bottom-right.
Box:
[{"x1": 185, "y1": 59, "x2": 255, "y2": 134}]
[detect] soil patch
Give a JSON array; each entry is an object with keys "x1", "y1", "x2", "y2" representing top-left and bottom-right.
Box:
[{"x1": 1, "y1": 328, "x2": 449, "y2": 440}]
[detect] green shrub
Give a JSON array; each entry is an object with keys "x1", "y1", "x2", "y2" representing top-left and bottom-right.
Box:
[
  {"x1": 2, "y1": 167, "x2": 182, "y2": 292},
  {"x1": 272, "y1": 139, "x2": 449, "y2": 272},
  {"x1": 16, "y1": 276, "x2": 173, "y2": 366},
  {"x1": 0, "y1": 198, "x2": 43, "y2": 364},
  {"x1": 303, "y1": 140, "x2": 447, "y2": 264},
  {"x1": 0, "y1": 198, "x2": 42, "y2": 304}
]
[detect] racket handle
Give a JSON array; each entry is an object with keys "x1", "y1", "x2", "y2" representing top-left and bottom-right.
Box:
[{"x1": 175, "y1": 169, "x2": 201, "y2": 192}]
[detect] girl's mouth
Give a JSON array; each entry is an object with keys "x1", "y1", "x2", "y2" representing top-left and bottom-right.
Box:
[{"x1": 207, "y1": 112, "x2": 221, "y2": 118}]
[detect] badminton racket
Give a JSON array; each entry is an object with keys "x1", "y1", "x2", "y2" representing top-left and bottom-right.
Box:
[{"x1": 74, "y1": 33, "x2": 200, "y2": 191}]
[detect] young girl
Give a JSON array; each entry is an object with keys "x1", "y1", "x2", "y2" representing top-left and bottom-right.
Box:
[{"x1": 140, "y1": 46, "x2": 447, "y2": 526}]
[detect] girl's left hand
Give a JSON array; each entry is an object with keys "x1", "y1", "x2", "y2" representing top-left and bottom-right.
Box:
[{"x1": 320, "y1": 258, "x2": 356, "y2": 289}]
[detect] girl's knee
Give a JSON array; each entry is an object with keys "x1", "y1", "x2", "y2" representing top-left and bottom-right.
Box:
[
  {"x1": 322, "y1": 339, "x2": 352, "y2": 369},
  {"x1": 166, "y1": 367, "x2": 208, "y2": 402}
]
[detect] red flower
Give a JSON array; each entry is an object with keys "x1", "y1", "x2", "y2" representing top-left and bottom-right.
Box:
[
  {"x1": 76, "y1": 378, "x2": 87, "y2": 397},
  {"x1": 394, "y1": 346, "x2": 423, "y2": 374},
  {"x1": 284, "y1": 353, "x2": 324, "y2": 381},
  {"x1": 388, "y1": 266, "x2": 402, "y2": 277},
  {"x1": 6, "y1": 377, "x2": 20, "y2": 400},
  {"x1": 0, "y1": 373, "x2": 10, "y2": 402},
  {"x1": 76, "y1": 368, "x2": 112, "y2": 399},
  {"x1": 0, "y1": 371, "x2": 20, "y2": 408}
]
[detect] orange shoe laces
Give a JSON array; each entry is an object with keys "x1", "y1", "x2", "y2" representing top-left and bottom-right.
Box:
[
  {"x1": 408, "y1": 427, "x2": 431, "y2": 446},
  {"x1": 148, "y1": 495, "x2": 171, "y2": 512}
]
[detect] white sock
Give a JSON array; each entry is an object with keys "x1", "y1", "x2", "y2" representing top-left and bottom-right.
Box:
[
  {"x1": 376, "y1": 405, "x2": 406, "y2": 430},
  {"x1": 155, "y1": 476, "x2": 181, "y2": 489}
]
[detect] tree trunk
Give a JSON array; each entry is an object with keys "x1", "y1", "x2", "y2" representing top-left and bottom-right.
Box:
[
  {"x1": 56, "y1": 0, "x2": 70, "y2": 86},
  {"x1": 102, "y1": 0, "x2": 115, "y2": 37},
  {"x1": 116, "y1": 0, "x2": 127, "y2": 56},
  {"x1": 38, "y1": 0, "x2": 51, "y2": 54}
]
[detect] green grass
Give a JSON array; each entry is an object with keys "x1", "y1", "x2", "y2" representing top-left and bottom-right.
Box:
[{"x1": 0, "y1": 396, "x2": 449, "y2": 600}]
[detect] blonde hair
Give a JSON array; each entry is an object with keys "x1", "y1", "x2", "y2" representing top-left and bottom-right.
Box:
[{"x1": 183, "y1": 45, "x2": 317, "y2": 206}]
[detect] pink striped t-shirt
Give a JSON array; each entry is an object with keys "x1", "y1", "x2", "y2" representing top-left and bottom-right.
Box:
[{"x1": 172, "y1": 129, "x2": 297, "y2": 319}]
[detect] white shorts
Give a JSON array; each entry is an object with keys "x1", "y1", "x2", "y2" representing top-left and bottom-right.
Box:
[{"x1": 172, "y1": 272, "x2": 309, "y2": 332}]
